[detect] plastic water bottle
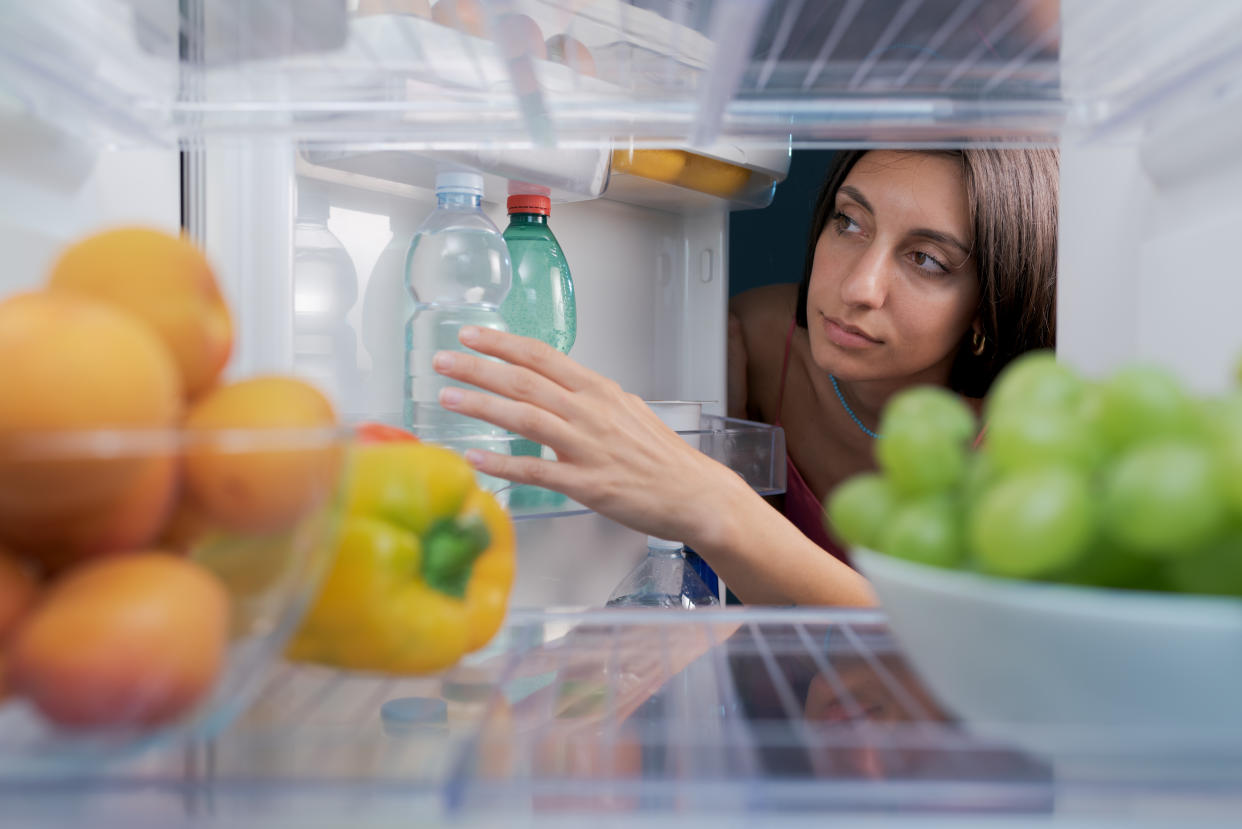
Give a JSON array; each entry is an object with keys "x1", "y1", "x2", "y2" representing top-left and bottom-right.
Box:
[
  {"x1": 361, "y1": 211, "x2": 418, "y2": 417},
  {"x1": 499, "y1": 194, "x2": 576, "y2": 354},
  {"x1": 404, "y1": 171, "x2": 511, "y2": 442},
  {"x1": 293, "y1": 188, "x2": 360, "y2": 409},
  {"x1": 498, "y1": 194, "x2": 576, "y2": 508}
]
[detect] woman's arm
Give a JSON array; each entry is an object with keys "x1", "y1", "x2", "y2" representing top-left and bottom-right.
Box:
[{"x1": 431, "y1": 325, "x2": 876, "y2": 606}]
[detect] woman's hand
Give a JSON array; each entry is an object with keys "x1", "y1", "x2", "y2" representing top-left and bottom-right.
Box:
[{"x1": 432, "y1": 326, "x2": 740, "y2": 545}]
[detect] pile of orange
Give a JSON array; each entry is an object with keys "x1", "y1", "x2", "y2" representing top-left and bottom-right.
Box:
[{"x1": 0, "y1": 227, "x2": 342, "y2": 730}]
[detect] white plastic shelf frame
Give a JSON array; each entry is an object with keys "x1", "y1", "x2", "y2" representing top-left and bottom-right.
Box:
[
  {"x1": 5, "y1": 0, "x2": 1242, "y2": 152},
  {"x1": 3, "y1": 608, "x2": 1241, "y2": 825}
]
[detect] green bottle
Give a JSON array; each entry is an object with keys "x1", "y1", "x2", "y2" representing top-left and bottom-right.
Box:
[
  {"x1": 499, "y1": 195, "x2": 576, "y2": 355},
  {"x1": 500, "y1": 194, "x2": 575, "y2": 510}
]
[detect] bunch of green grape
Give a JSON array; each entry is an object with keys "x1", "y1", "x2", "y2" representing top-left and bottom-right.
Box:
[{"x1": 826, "y1": 352, "x2": 1242, "y2": 597}]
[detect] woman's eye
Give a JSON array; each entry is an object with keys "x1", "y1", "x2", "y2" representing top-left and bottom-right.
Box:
[
  {"x1": 831, "y1": 211, "x2": 860, "y2": 235},
  {"x1": 910, "y1": 250, "x2": 948, "y2": 274}
]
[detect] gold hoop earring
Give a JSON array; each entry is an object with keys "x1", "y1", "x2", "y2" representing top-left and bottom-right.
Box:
[{"x1": 971, "y1": 329, "x2": 986, "y2": 357}]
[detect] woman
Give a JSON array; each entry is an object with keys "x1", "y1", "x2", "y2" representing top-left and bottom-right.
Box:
[{"x1": 431, "y1": 149, "x2": 1059, "y2": 606}]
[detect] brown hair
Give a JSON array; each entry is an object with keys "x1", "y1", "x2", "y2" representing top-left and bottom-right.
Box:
[{"x1": 795, "y1": 149, "x2": 1059, "y2": 398}]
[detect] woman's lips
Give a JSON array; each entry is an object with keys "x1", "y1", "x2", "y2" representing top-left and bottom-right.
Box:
[{"x1": 823, "y1": 315, "x2": 882, "y2": 349}]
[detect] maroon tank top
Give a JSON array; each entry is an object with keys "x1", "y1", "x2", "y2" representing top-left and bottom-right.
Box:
[{"x1": 774, "y1": 319, "x2": 852, "y2": 566}]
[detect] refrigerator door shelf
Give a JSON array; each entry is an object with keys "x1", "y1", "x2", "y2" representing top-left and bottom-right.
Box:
[{"x1": 398, "y1": 413, "x2": 787, "y2": 522}]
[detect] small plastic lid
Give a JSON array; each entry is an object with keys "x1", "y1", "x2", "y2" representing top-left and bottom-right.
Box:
[
  {"x1": 380, "y1": 697, "x2": 448, "y2": 737},
  {"x1": 435, "y1": 171, "x2": 485, "y2": 197},
  {"x1": 507, "y1": 194, "x2": 551, "y2": 215}
]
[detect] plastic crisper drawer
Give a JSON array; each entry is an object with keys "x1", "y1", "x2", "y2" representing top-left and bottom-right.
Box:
[{"x1": 5, "y1": 0, "x2": 1242, "y2": 151}]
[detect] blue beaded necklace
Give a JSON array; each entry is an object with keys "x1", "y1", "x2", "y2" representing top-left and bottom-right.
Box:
[{"x1": 830, "y1": 375, "x2": 882, "y2": 439}]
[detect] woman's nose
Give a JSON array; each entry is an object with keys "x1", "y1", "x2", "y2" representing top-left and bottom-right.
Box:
[{"x1": 839, "y1": 244, "x2": 889, "y2": 309}]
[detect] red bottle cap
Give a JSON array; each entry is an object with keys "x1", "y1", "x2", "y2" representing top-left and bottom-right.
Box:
[{"x1": 507, "y1": 194, "x2": 551, "y2": 215}]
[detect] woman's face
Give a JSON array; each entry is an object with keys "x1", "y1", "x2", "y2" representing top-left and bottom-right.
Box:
[{"x1": 805, "y1": 151, "x2": 979, "y2": 385}]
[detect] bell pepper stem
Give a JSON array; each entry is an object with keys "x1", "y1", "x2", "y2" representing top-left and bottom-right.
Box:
[{"x1": 422, "y1": 516, "x2": 492, "y2": 598}]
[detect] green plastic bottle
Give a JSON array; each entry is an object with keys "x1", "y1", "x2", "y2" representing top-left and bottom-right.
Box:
[
  {"x1": 500, "y1": 194, "x2": 575, "y2": 510},
  {"x1": 499, "y1": 194, "x2": 576, "y2": 355}
]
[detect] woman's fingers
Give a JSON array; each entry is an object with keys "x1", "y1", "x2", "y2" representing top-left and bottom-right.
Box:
[
  {"x1": 438, "y1": 385, "x2": 586, "y2": 455},
  {"x1": 458, "y1": 326, "x2": 598, "y2": 392},
  {"x1": 433, "y1": 347, "x2": 582, "y2": 421},
  {"x1": 461, "y1": 447, "x2": 576, "y2": 494}
]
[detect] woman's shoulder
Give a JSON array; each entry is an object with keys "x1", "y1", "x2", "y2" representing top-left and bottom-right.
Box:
[{"x1": 729, "y1": 283, "x2": 799, "y2": 346}]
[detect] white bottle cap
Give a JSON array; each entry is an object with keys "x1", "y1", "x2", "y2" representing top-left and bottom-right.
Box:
[{"x1": 435, "y1": 171, "x2": 485, "y2": 197}]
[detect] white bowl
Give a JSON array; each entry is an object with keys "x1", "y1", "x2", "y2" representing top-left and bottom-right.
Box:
[{"x1": 854, "y1": 549, "x2": 1242, "y2": 759}]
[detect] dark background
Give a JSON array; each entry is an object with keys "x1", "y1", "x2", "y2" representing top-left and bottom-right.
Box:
[{"x1": 728, "y1": 150, "x2": 835, "y2": 298}]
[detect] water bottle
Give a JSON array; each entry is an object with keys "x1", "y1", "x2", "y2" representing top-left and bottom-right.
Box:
[
  {"x1": 404, "y1": 171, "x2": 510, "y2": 443},
  {"x1": 499, "y1": 194, "x2": 576, "y2": 354},
  {"x1": 499, "y1": 194, "x2": 576, "y2": 509},
  {"x1": 361, "y1": 211, "x2": 418, "y2": 417},
  {"x1": 293, "y1": 187, "x2": 360, "y2": 409}
]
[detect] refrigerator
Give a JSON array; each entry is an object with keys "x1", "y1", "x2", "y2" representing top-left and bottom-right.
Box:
[{"x1": 2, "y1": 0, "x2": 1242, "y2": 823}]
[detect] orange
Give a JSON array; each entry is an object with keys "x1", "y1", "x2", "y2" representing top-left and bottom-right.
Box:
[{"x1": 48, "y1": 227, "x2": 233, "y2": 401}]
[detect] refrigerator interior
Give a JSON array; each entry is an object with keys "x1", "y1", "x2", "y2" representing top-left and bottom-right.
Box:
[{"x1": 4, "y1": 0, "x2": 1242, "y2": 821}]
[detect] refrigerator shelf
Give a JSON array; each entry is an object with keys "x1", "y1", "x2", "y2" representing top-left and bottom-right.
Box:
[
  {"x1": 5, "y1": 0, "x2": 1242, "y2": 150},
  {"x1": 4, "y1": 607, "x2": 1241, "y2": 823},
  {"x1": 420, "y1": 414, "x2": 786, "y2": 522}
]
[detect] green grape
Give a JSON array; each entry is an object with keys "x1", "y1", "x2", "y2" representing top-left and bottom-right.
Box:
[
  {"x1": 1092, "y1": 364, "x2": 1199, "y2": 451},
  {"x1": 983, "y1": 406, "x2": 1100, "y2": 475},
  {"x1": 1101, "y1": 441, "x2": 1229, "y2": 557},
  {"x1": 824, "y1": 473, "x2": 898, "y2": 550},
  {"x1": 969, "y1": 467, "x2": 1094, "y2": 578},
  {"x1": 877, "y1": 386, "x2": 975, "y2": 496},
  {"x1": 961, "y1": 451, "x2": 998, "y2": 505},
  {"x1": 877, "y1": 494, "x2": 963, "y2": 568},
  {"x1": 1167, "y1": 531, "x2": 1242, "y2": 597},
  {"x1": 876, "y1": 418, "x2": 969, "y2": 496},
  {"x1": 985, "y1": 350, "x2": 1085, "y2": 419},
  {"x1": 1198, "y1": 391, "x2": 1242, "y2": 444},
  {"x1": 879, "y1": 386, "x2": 976, "y2": 443}
]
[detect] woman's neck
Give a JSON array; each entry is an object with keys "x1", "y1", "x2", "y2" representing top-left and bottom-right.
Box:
[{"x1": 829, "y1": 360, "x2": 956, "y2": 430}]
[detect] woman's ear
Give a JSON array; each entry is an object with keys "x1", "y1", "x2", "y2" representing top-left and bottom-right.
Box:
[{"x1": 969, "y1": 319, "x2": 987, "y2": 357}]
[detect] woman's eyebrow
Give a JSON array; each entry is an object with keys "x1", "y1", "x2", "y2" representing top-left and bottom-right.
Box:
[
  {"x1": 910, "y1": 227, "x2": 971, "y2": 256},
  {"x1": 838, "y1": 185, "x2": 873, "y2": 214}
]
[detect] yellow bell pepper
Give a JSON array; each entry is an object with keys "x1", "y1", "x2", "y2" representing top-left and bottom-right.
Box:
[{"x1": 287, "y1": 442, "x2": 515, "y2": 674}]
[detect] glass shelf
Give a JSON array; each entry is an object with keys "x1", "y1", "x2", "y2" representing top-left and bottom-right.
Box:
[
  {"x1": 5, "y1": 0, "x2": 1241, "y2": 151},
  {"x1": 5, "y1": 607, "x2": 1240, "y2": 823}
]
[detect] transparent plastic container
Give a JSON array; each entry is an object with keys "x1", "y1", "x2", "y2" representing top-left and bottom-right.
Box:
[{"x1": 0, "y1": 426, "x2": 346, "y2": 773}]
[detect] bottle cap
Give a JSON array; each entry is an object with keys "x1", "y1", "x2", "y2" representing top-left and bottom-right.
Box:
[
  {"x1": 435, "y1": 171, "x2": 485, "y2": 197},
  {"x1": 507, "y1": 194, "x2": 551, "y2": 215},
  {"x1": 380, "y1": 697, "x2": 448, "y2": 737}
]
